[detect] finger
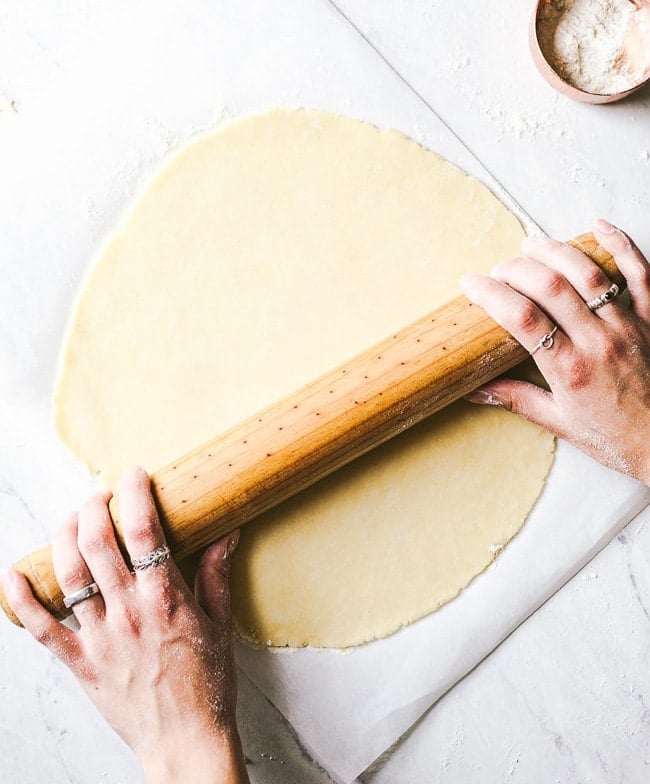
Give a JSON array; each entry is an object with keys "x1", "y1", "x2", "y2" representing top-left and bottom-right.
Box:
[
  {"x1": 195, "y1": 531, "x2": 240, "y2": 628},
  {"x1": 77, "y1": 491, "x2": 132, "y2": 600},
  {"x1": 52, "y1": 512, "x2": 105, "y2": 623},
  {"x1": 461, "y1": 273, "x2": 567, "y2": 377},
  {"x1": 1, "y1": 568, "x2": 84, "y2": 670},
  {"x1": 593, "y1": 219, "x2": 650, "y2": 320},
  {"x1": 491, "y1": 255, "x2": 601, "y2": 343},
  {"x1": 519, "y1": 236, "x2": 625, "y2": 325},
  {"x1": 465, "y1": 378, "x2": 566, "y2": 438},
  {"x1": 119, "y1": 466, "x2": 174, "y2": 582}
]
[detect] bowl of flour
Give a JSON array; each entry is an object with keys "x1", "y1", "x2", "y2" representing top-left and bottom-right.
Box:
[{"x1": 531, "y1": 0, "x2": 650, "y2": 102}]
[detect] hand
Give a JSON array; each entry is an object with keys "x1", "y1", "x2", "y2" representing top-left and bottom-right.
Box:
[
  {"x1": 460, "y1": 219, "x2": 650, "y2": 485},
  {"x1": 1, "y1": 466, "x2": 249, "y2": 784}
]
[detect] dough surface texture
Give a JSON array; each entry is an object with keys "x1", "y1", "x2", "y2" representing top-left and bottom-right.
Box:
[{"x1": 55, "y1": 109, "x2": 554, "y2": 648}]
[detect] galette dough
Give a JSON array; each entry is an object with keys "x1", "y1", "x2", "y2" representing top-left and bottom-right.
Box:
[{"x1": 54, "y1": 108, "x2": 554, "y2": 648}]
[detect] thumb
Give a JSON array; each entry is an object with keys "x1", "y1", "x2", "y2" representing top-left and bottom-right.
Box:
[
  {"x1": 465, "y1": 378, "x2": 565, "y2": 438},
  {"x1": 194, "y1": 530, "x2": 240, "y2": 626}
]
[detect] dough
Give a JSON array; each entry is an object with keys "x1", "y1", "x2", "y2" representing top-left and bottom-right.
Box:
[{"x1": 54, "y1": 109, "x2": 554, "y2": 648}]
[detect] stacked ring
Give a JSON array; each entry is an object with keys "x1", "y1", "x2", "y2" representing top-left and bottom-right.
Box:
[
  {"x1": 586, "y1": 283, "x2": 619, "y2": 312},
  {"x1": 131, "y1": 544, "x2": 171, "y2": 572},
  {"x1": 530, "y1": 325, "x2": 558, "y2": 355},
  {"x1": 63, "y1": 582, "x2": 101, "y2": 609}
]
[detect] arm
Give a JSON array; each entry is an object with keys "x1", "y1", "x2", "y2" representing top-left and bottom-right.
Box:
[
  {"x1": 1, "y1": 466, "x2": 249, "y2": 784},
  {"x1": 461, "y1": 219, "x2": 650, "y2": 485}
]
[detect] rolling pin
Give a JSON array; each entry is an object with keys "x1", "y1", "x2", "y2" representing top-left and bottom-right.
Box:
[{"x1": 1, "y1": 234, "x2": 623, "y2": 626}]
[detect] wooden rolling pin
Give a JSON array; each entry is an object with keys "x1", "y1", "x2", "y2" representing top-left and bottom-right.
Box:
[{"x1": 1, "y1": 234, "x2": 623, "y2": 626}]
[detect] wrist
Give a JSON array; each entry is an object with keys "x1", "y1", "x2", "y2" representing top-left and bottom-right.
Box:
[
  {"x1": 639, "y1": 453, "x2": 650, "y2": 487},
  {"x1": 140, "y1": 726, "x2": 249, "y2": 784},
  {"x1": 630, "y1": 436, "x2": 650, "y2": 487}
]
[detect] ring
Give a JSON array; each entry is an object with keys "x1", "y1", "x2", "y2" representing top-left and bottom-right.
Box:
[
  {"x1": 530, "y1": 325, "x2": 558, "y2": 355},
  {"x1": 63, "y1": 582, "x2": 101, "y2": 609},
  {"x1": 586, "y1": 283, "x2": 619, "y2": 312},
  {"x1": 131, "y1": 544, "x2": 171, "y2": 572}
]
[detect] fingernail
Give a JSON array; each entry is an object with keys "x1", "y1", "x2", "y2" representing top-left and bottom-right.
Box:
[
  {"x1": 460, "y1": 273, "x2": 482, "y2": 294},
  {"x1": 594, "y1": 218, "x2": 616, "y2": 234},
  {"x1": 465, "y1": 390, "x2": 505, "y2": 407},
  {"x1": 489, "y1": 262, "x2": 509, "y2": 277},
  {"x1": 521, "y1": 235, "x2": 542, "y2": 252},
  {"x1": 0, "y1": 568, "x2": 16, "y2": 596},
  {"x1": 223, "y1": 530, "x2": 240, "y2": 560}
]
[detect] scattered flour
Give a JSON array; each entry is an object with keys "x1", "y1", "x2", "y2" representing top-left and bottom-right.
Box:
[
  {"x1": 0, "y1": 95, "x2": 18, "y2": 113},
  {"x1": 483, "y1": 101, "x2": 559, "y2": 140},
  {"x1": 537, "y1": 0, "x2": 650, "y2": 94},
  {"x1": 452, "y1": 55, "x2": 471, "y2": 71}
]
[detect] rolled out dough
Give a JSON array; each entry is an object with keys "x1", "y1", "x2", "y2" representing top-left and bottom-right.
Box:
[{"x1": 54, "y1": 109, "x2": 554, "y2": 648}]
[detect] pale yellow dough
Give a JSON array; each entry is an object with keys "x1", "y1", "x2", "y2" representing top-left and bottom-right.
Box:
[{"x1": 55, "y1": 109, "x2": 554, "y2": 648}]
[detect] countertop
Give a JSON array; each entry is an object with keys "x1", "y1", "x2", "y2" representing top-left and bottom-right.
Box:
[{"x1": 1, "y1": 2, "x2": 649, "y2": 782}]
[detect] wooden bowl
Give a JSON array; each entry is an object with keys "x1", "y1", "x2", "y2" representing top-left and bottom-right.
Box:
[{"x1": 530, "y1": 0, "x2": 650, "y2": 104}]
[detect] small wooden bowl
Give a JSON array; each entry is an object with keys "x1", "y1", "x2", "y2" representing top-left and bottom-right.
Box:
[{"x1": 530, "y1": 0, "x2": 650, "y2": 104}]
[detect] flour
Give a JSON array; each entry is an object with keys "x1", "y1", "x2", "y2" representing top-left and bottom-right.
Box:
[
  {"x1": 0, "y1": 96, "x2": 18, "y2": 114},
  {"x1": 537, "y1": 0, "x2": 650, "y2": 94}
]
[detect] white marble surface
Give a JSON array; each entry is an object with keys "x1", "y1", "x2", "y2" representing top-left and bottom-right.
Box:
[{"x1": 1, "y1": 2, "x2": 649, "y2": 782}]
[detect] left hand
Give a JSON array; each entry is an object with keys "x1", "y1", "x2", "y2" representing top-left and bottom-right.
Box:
[
  {"x1": 1, "y1": 466, "x2": 249, "y2": 784},
  {"x1": 460, "y1": 219, "x2": 650, "y2": 484}
]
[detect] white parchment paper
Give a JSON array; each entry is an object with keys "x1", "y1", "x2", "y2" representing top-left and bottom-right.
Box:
[{"x1": 236, "y1": 442, "x2": 650, "y2": 783}]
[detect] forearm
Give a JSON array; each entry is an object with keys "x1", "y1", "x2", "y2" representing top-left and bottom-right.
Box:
[
  {"x1": 140, "y1": 729, "x2": 249, "y2": 784},
  {"x1": 638, "y1": 450, "x2": 650, "y2": 487}
]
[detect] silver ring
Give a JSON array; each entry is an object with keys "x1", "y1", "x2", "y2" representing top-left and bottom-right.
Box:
[
  {"x1": 63, "y1": 581, "x2": 101, "y2": 609},
  {"x1": 131, "y1": 544, "x2": 171, "y2": 572},
  {"x1": 586, "y1": 283, "x2": 619, "y2": 312},
  {"x1": 530, "y1": 325, "x2": 558, "y2": 355}
]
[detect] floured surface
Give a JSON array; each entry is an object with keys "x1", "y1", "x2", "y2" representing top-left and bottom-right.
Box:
[{"x1": 54, "y1": 108, "x2": 554, "y2": 648}]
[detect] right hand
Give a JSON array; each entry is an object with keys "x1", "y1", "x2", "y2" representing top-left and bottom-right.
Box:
[{"x1": 461, "y1": 220, "x2": 650, "y2": 485}]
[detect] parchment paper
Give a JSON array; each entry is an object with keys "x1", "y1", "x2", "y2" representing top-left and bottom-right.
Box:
[{"x1": 236, "y1": 441, "x2": 650, "y2": 783}]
